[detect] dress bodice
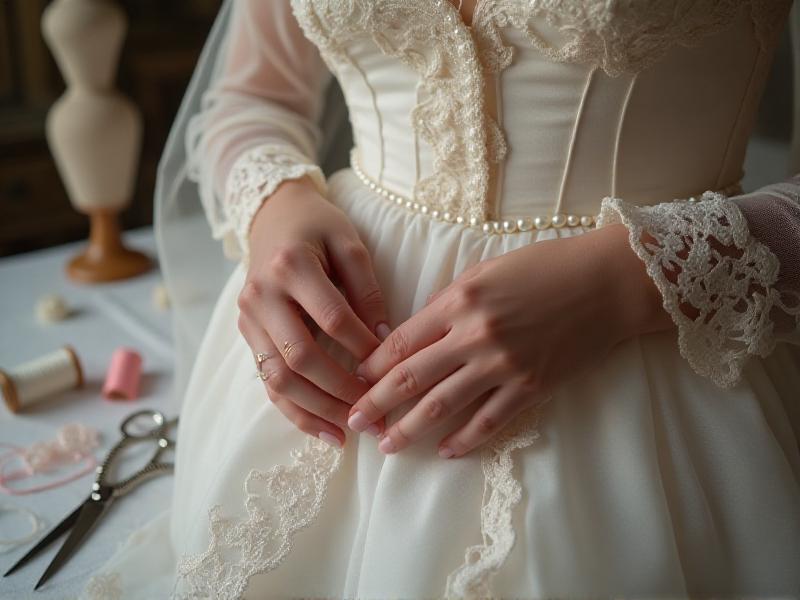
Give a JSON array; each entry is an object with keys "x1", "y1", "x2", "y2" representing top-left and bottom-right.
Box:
[{"x1": 290, "y1": 0, "x2": 791, "y2": 228}]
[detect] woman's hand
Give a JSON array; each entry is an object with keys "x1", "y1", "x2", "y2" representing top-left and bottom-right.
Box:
[
  {"x1": 346, "y1": 223, "x2": 675, "y2": 458},
  {"x1": 237, "y1": 175, "x2": 391, "y2": 448}
]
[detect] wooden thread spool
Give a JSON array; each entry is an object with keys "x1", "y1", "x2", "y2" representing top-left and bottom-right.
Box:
[{"x1": 0, "y1": 346, "x2": 84, "y2": 414}]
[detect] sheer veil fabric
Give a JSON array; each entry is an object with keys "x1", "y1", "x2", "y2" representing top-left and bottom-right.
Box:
[
  {"x1": 80, "y1": 1, "x2": 800, "y2": 598},
  {"x1": 154, "y1": 0, "x2": 351, "y2": 414}
]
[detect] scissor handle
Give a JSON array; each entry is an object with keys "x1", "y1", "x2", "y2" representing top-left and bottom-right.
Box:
[
  {"x1": 94, "y1": 411, "x2": 178, "y2": 497},
  {"x1": 120, "y1": 409, "x2": 169, "y2": 439}
]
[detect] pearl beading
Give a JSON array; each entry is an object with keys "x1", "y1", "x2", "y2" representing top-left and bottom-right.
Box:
[
  {"x1": 349, "y1": 148, "x2": 745, "y2": 235},
  {"x1": 349, "y1": 147, "x2": 598, "y2": 233}
]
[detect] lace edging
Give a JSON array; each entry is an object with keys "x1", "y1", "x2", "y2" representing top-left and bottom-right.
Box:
[
  {"x1": 444, "y1": 400, "x2": 548, "y2": 599},
  {"x1": 82, "y1": 572, "x2": 122, "y2": 600},
  {"x1": 476, "y1": 0, "x2": 790, "y2": 78},
  {"x1": 224, "y1": 143, "x2": 327, "y2": 265},
  {"x1": 170, "y1": 435, "x2": 343, "y2": 600},
  {"x1": 596, "y1": 192, "x2": 791, "y2": 388}
]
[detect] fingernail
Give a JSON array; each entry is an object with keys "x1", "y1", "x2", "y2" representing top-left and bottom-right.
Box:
[
  {"x1": 356, "y1": 375, "x2": 367, "y2": 384},
  {"x1": 378, "y1": 436, "x2": 396, "y2": 454},
  {"x1": 348, "y1": 410, "x2": 369, "y2": 432},
  {"x1": 366, "y1": 423, "x2": 381, "y2": 437},
  {"x1": 376, "y1": 322, "x2": 391, "y2": 341},
  {"x1": 318, "y1": 431, "x2": 342, "y2": 448},
  {"x1": 438, "y1": 446, "x2": 454, "y2": 459}
]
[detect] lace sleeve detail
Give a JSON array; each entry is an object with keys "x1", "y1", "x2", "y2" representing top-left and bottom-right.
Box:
[
  {"x1": 223, "y1": 143, "x2": 328, "y2": 265},
  {"x1": 596, "y1": 192, "x2": 800, "y2": 388},
  {"x1": 185, "y1": 0, "x2": 333, "y2": 264}
]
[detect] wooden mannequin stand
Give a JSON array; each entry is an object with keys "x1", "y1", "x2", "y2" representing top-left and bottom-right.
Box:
[
  {"x1": 42, "y1": 0, "x2": 151, "y2": 283},
  {"x1": 67, "y1": 210, "x2": 151, "y2": 283}
]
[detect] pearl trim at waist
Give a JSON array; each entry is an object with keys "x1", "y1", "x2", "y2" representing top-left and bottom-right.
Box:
[{"x1": 349, "y1": 147, "x2": 742, "y2": 235}]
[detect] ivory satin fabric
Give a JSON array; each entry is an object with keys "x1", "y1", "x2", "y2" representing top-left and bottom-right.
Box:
[{"x1": 82, "y1": 1, "x2": 800, "y2": 598}]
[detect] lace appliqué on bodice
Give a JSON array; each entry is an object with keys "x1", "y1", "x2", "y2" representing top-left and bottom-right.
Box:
[
  {"x1": 291, "y1": 0, "x2": 504, "y2": 224},
  {"x1": 288, "y1": 0, "x2": 788, "y2": 226},
  {"x1": 473, "y1": 0, "x2": 788, "y2": 78},
  {"x1": 170, "y1": 436, "x2": 343, "y2": 599},
  {"x1": 597, "y1": 193, "x2": 800, "y2": 388}
]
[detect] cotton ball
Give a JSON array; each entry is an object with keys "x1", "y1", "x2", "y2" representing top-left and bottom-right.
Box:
[
  {"x1": 36, "y1": 294, "x2": 70, "y2": 323},
  {"x1": 152, "y1": 282, "x2": 170, "y2": 310}
]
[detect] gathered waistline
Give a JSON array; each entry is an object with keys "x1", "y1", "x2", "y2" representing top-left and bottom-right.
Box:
[{"x1": 349, "y1": 147, "x2": 743, "y2": 235}]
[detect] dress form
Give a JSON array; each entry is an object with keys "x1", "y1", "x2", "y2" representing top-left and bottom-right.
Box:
[{"x1": 41, "y1": 0, "x2": 150, "y2": 283}]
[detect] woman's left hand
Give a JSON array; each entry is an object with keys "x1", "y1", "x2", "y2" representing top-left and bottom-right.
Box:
[{"x1": 346, "y1": 223, "x2": 675, "y2": 458}]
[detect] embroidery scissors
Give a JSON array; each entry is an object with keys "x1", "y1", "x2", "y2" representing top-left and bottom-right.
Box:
[{"x1": 3, "y1": 409, "x2": 178, "y2": 590}]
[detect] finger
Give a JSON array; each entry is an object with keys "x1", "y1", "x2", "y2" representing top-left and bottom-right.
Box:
[
  {"x1": 239, "y1": 281, "x2": 369, "y2": 405},
  {"x1": 437, "y1": 379, "x2": 537, "y2": 459},
  {"x1": 375, "y1": 362, "x2": 500, "y2": 455},
  {"x1": 326, "y1": 235, "x2": 392, "y2": 343},
  {"x1": 283, "y1": 248, "x2": 381, "y2": 361},
  {"x1": 346, "y1": 333, "x2": 463, "y2": 431},
  {"x1": 237, "y1": 313, "x2": 349, "y2": 445},
  {"x1": 272, "y1": 394, "x2": 346, "y2": 447},
  {"x1": 241, "y1": 313, "x2": 354, "y2": 429},
  {"x1": 353, "y1": 300, "x2": 450, "y2": 384}
]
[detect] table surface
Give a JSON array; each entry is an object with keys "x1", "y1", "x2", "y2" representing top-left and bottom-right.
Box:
[{"x1": 0, "y1": 228, "x2": 175, "y2": 600}]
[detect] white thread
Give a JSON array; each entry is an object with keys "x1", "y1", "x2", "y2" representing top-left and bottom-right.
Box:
[
  {"x1": 0, "y1": 502, "x2": 45, "y2": 552},
  {"x1": 0, "y1": 346, "x2": 83, "y2": 413}
]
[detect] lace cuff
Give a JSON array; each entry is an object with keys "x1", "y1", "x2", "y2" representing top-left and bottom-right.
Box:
[
  {"x1": 223, "y1": 143, "x2": 327, "y2": 265},
  {"x1": 596, "y1": 192, "x2": 800, "y2": 388}
]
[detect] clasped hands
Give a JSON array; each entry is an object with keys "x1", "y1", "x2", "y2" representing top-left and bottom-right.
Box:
[
  {"x1": 239, "y1": 177, "x2": 673, "y2": 459},
  {"x1": 348, "y1": 223, "x2": 674, "y2": 459}
]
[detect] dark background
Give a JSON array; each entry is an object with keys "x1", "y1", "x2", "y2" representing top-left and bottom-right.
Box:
[
  {"x1": 0, "y1": 1, "x2": 795, "y2": 257},
  {"x1": 0, "y1": 0, "x2": 222, "y2": 256}
]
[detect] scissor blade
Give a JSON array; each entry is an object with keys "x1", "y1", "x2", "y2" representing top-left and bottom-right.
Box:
[
  {"x1": 34, "y1": 497, "x2": 110, "y2": 590},
  {"x1": 2, "y1": 501, "x2": 85, "y2": 577}
]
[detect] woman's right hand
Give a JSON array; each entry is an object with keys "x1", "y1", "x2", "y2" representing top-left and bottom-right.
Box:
[{"x1": 236, "y1": 175, "x2": 390, "y2": 448}]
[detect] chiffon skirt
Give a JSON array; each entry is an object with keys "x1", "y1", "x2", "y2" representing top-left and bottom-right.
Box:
[{"x1": 84, "y1": 167, "x2": 800, "y2": 599}]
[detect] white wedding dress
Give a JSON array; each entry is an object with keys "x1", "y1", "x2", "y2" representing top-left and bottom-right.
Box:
[{"x1": 81, "y1": 1, "x2": 800, "y2": 598}]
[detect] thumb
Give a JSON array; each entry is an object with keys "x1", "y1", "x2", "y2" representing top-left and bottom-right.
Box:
[{"x1": 327, "y1": 236, "x2": 392, "y2": 347}]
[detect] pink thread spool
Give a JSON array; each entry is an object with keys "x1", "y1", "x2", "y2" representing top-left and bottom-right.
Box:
[{"x1": 102, "y1": 347, "x2": 142, "y2": 401}]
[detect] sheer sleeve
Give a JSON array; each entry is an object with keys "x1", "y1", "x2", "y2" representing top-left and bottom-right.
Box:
[
  {"x1": 596, "y1": 176, "x2": 800, "y2": 388},
  {"x1": 186, "y1": 0, "x2": 333, "y2": 264}
]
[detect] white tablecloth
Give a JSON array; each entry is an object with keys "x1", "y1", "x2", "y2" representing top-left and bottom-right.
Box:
[{"x1": 0, "y1": 228, "x2": 175, "y2": 600}]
